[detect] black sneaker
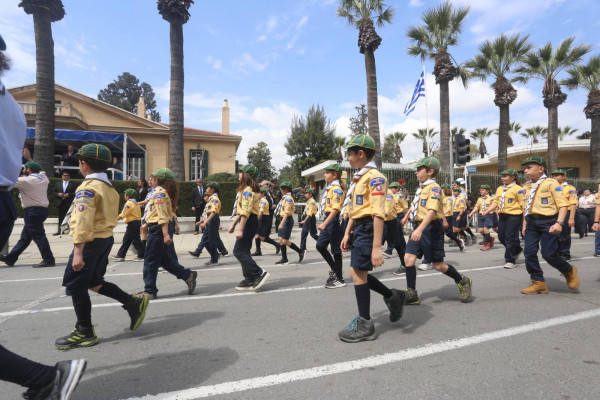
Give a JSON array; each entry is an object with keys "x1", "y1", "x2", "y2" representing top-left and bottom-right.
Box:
[
  {"x1": 324, "y1": 271, "x2": 335, "y2": 288},
  {"x1": 253, "y1": 271, "x2": 271, "y2": 291},
  {"x1": 188, "y1": 251, "x2": 200, "y2": 258},
  {"x1": 32, "y1": 260, "x2": 56, "y2": 268},
  {"x1": 383, "y1": 250, "x2": 393, "y2": 258},
  {"x1": 55, "y1": 325, "x2": 98, "y2": 350},
  {"x1": 403, "y1": 288, "x2": 420, "y2": 305},
  {"x1": 384, "y1": 289, "x2": 407, "y2": 322},
  {"x1": 325, "y1": 276, "x2": 347, "y2": 289},
  {"x1": 186, "y1": 271, "x2": 198, "y2": 295},
  {"x1": 393, "y1": 266, "x2": 406, "y2": 275},
  {"x1": 221, "y1": 252, "x2": 229, "y2": 257},
  {"x1": 22, "y1": 359, "x2": 87, "y2": 400},
  {"x1": 275, "y1": 258, "x2": 289, "y2": 265},
  {"x1": 204, "y1": 260, "x2": 218, "y2": 267},
  {"x1": 123, "y1": 295, "x2": 149, "y2": 331},
  {"x1": 275, "y1": 244, "x2": 281, "y2": 255},
  {"x1": 594, "y1": 252, "x2": 600, "y2": 257},
  {"x1": 251, "y1": 250, "x2": 262, "y2": 256},
  {"x1": 0, "y1": 254, "x2": 15, "y2": 267},
  {"x1": 299, "y1": 250, "x2": 306, "y2": 263},
  {"x1": 235, "y1": 280, "x2": 255, "y2": 291},
  {"x1": 338, "y1": 316, "x2": 376, "y2": 343}
]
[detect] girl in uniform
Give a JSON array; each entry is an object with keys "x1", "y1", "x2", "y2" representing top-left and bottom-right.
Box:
[
  {"x1": 275, "y1": 181, "x2": 304, "y2": 265},
  {"x1": 197, "y1": 182, "x2": 222, "y2": 267},
  {"x1": 468, "y1": 185, "x2": 495, "y2": 251},
  {"x1": 442, "y1": 184, "x2": 465, "y2": 251},
  {"x1": 252, "y1": 187, "x2": 280, "y2": 256}
]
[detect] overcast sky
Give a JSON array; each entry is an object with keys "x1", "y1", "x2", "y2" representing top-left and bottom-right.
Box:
[{"x1": 1, "y1": 0, "x2": 598, "y2": 169}]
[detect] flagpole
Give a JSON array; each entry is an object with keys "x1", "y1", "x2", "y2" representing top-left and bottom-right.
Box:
[{"x1": 423, "y1": 64, "x2": 430, "y2": 157}]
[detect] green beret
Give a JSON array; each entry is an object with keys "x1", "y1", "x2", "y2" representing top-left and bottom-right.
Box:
[
  {"x1": 25, "y1": 161, "x2": 42, "y2": 173},
  {"x1": 441, "y1": 183, "x2": 450, "y2": 189},
  {"x1": 389, "y1": 182, "x2": 400, "y2": 188},
  {"x1": 259, "y1": 187, "x2": 268, "y2": 194},
  {"x1": 452, "y1": 187, "x2": 462, "y2": 192},
  {"x1": 521, "y1": 155, "x2": 547, "y2": 169},
  {"x1": 344, "y1": 134, "x2": 376, "y2": 150},
  {"x1": 76, "y1": 143, "x2": 112, "y2": 162},
  {"x1": 480, "y1": 184, "x2": 491, "y2": 190},
  {"x1": 500, "y1": 168, "x2": 518, "y2": 177},
  {"x1": 325, "y1": 164, "x2": 342, "y2": 174},
  {"x1": 416, "y1": 157, "x2": 440, "y2": 170},
  {"x1": 280, "y1": 180, "x2": 293, "y2": 189},
  {"x1": 551, "y1": 168, "x2": 567, "y2": 176},
  {"x1": 124, "y1": 188, "x2": 137, "y2": 197},
  {"x1": 239, "y1": 164, "x2": 259, "y2": 179},
  {"x1": 153, "y1": 168, "x2": 174, "y2": 180},
  {"x1": 305, "y1": 188, "x2": 315, "y2": 194},
  {"x1": 207, "y1": 181, "x2": 219, "y2": 190}
]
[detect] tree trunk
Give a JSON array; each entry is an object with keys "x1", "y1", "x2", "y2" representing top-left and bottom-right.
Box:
[
  {"x1": 33, "y1": 12, "x2": 56, "y2": 172},
  {"x1": 168, "y1": 22, "x2": 185, "y2": 181},
  {"x1": 547, "y1": 106, "x2": 559, "y2": 172},
  {"x1": 364, "y1": 49, "x2": 381, "y2": 166},
  {"x1": 591, "y1": 117, "x2": 600, "y2": 178},
  {"x1": 439, "y1": 80, "x2": 450, "y2": 168},
  {"x1": 498, "y1": 104, "x2": 509, "y2": 172}
]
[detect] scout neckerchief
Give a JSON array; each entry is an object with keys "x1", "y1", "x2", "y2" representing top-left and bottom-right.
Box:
[
  {"x1": 319, "y1": 179, "x2": 340, "y2": 218},
  {"x1": 61, "y1": 173, "x2": 113, "y2": 235},
  {"x1": 480, "y1": 195, "x2": 490, "y2": 213},
  {"x1": 340, "y1": 161, "x2": 377, "y2": 219},
  {"x1": 274, "y1": 192, "x2": 292, "y2": 217},
  {"x1": 231, "y1": 191, "x2": 240, "y2": 218},
  {"x1": 202, "y1": 193, "x2": 219, "y2": 221},
  {"x1": 499, "y1": 182, "x2": 516, "y2": 211},
  {"x1": 408, "y1": 179, "x2": 435, "y2": 222},
  {"x1": 524, "y1": 174, "x2": 546, "y2": 216}
]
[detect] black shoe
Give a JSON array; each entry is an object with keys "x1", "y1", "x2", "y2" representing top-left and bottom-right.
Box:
[
  {"x1": 123, "y1": 296, "x2": 149, "y2": 331},
  {"x1": 32, "y1": 260, "x2": 56, "y2": 268},
  {"x1": 383, "y1": 250, "x2": 393, "y2": 258},
  {"x1": 186, "y1": 271, "x2": 198, "y2": 295},
  {"x1": 298, "y1": 250, "x2": 306, "y2": 263},
  {"x1": 204, "y1": 260, "x2": 218, "y2": 267},
  {"x1": 52, "y1": 232, "x2": 61, "y2": 236},
  {"x1": 275, "y1": 244, "x2": 281, "y2": 255},
  {"x1": 251, "y1": 250, "x2": 262, "y2": 256},
  {"x1": 188, "y1": 251, "x2": 200, "y2": 258},
  {"x1": 0, "y1": 254, "x2": 15, "y2": 267},
  {"x1": 253, "y1": 271, "x2": 270, "y2": 291},
  {"x1": 221, "y1": 252, "x2": 229, "y2": 257},
  {"x1": 393, "y1": 266, "x2": 406, "y2": 275},
  {"x1": 55, "y1": 324, "x2": 98, "y2": 350},
  {"x1": 22, "y1": 359, "x2": 87, "y2": 400},
  {"x1": 594, "y1": 252, "x2": 600, "y2": 257},
  {"x1": 384, "y1": 289, "x2": 407, "y2": 322},
  {"x1": 275, "y1": 258, "x2": 289, "y2": 265},
  {"x1": 235, "y1": 280, "x2": 255, "y2": 291}
]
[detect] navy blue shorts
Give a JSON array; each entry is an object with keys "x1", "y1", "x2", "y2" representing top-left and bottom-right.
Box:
[
  {"x1": 350, "y1": 221, "x2": 375, "y2": 271},
  {"x1": 453, "y1": 212, "x2": 467, "y2": 228},
  {"x1": 257, "y1": 215, "x2": 272, "y2": 237},
  {"x1": 63, "y1": 237, "x2": 114, "y2": 296},
  {"x1": 316, "y1": 214, "x2": 342, "y2": 255},
  {"x1": 492, "y1": 213, "x2": 498, "y2": 228},
  {"x1": 478, "y1": 214, "x2": 494, "y2": 228},
  {"x1": 406, "y1": 220, "x2": 445, "y2": 263},
  {"x1": 278, "y1": 216, "x2": 294, "y2": 240}
]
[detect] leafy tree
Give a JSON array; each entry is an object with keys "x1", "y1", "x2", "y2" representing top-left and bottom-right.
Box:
[
  {"x1": 19, "y1": 0, "x2": 65, "y2": 172},
  {"x1": 469, "y1": 127, "x2": 493, "y2": 159},
  {"x1": 412, "y1": 128, "x2": 438, "y2": 157},
  {"x1": 507, "y1": 121, "x2": 522, "y2": 147},
  {"x1": 247, "y1": 141, "x2": 276, "y2": 182},
  {"x1": 407, "y1": 1, "x2": 470, "y2": 169},
  {"x1": 98, "y1": 73, "x2": 161, "y2": 121},
  {"x1": 465, "y1": 34, "x2": 533, "y2": 172},
  {"x1": 381, "y1": 132, "x2": 407, "y2": 163},
  {"x1": 521, "y1": 126, "x2": 548, "y2": 144},
  {"x1": 284, "y1": 105, "x2": 339, "y2": 184},
  {"x1": 277, "y1": 165, "x2": 295, "y2": 185},
  {"x1": 515, "y1": 37, "x2": 591, "y2": 171},
  {"x1": 338, "y1": 1, "x2": 396, "y2": 166},
  {"x1": 348, "y1": 104, "x2": 368, "y2": 136},
  {"x1": 158, "y1": 0, "x2": 194, "y2": 180}
]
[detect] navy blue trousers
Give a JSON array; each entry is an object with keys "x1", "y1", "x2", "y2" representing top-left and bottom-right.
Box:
[
  {"x1": 300, "y1": 215, "x2": 318, "y2": 252},
  {"x1": 6, "y1": 207, "x2": 54, "y2": 264},
  {"x1": 0, "y1": 191, "x2": 17, "y2": 249},
  {"x1": 558, "y1": 211, "x2": 572, "y2": 259},
  {"x1": 234, "y1": 214, "x2": 263, "y2": 283},
  {"x1": 576, "y1": 208, "x2": 595, "y2": 236},
  {"x1": 116, "y1": 220, "x2": 145, "y2": 258},
  {"x1": 524, "y1": 216, "x2": 572, "y2": 282},
  {"x1": 498, "y1": 214, "x2": 523, "y2": 263},
  {"x1": 200, "y1": 215, "x2": 220, "y2": 262}
]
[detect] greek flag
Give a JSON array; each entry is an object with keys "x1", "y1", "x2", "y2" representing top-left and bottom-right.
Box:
[{"x1": 404, "y1": 71, "x2": 426, "y2": 116}]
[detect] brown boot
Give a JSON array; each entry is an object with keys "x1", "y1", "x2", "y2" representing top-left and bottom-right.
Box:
[
  {"x1": 563, "y1": 265, "x2": 580, "y2": 290},
  {"x1": 521, "y1": 280, "x2": 549, "y2": 295}
]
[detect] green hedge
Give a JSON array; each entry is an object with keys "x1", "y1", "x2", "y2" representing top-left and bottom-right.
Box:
[{"x1": 10, "y1": 178, "x2": 240, "y2": 218}]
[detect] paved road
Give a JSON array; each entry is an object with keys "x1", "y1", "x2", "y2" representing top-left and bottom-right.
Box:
[{"x1": 1, "y1": 233, "x2": 599, "y2": 400}]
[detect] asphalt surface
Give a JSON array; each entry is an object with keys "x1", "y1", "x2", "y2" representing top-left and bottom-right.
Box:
[{"x1": 1, "y1": 232, "x2": 599, "y2": 400}]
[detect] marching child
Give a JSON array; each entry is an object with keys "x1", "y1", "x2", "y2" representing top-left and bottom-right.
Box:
[
  {"x1": 316, "y1": 165, "x2": 345, "y2": 287},
  {"x1": 111, "y1": 188, "x2": 145, "y2": 262},
  {"x1": 403, "y1": 157, "x2": 473, "y2": 306},
  {"x1": 275, "y1": 181, "x2": 305, "y2": 265},
  {"x1": 189, "y1": 193, "x2": 230, "y2": 259},
  {"x1": 550, "y1": 169, "x2": 578, "y2": 262},
  {"x1": 339, "y1": 135, "x2": 406, "y2": 343},
  {"x1": 229, "y1": 164, "x2": 270, "y2": 291},
  {"x1": 197, "y1": 182, "x2": 222, "y2": 267},
  {"x1": 390, "y1": 182, "x2": 409, "y2": 274},
  {"x1": 519, "y1": 156, "x2": 579, "y2": 294},
  {"x1": 139, "y1": 174, "x2": 155, "y2": 248},
  {"x1": 481, "y1": 169, "x2": 524, "y2": 269},
  {"x1": 56, "y1": 144, "x2": 149, "y2": 350},
  {"x1": 451, "y1": 186, "x2": 467, "y2": 244},
  {"x1": 442, "y1": 184, "x2": 465, "y2": 251},
  {"x1": 468, "y1": 185, "x2": 495, "y2": 251},
  {"x1": 299, "y1": 188, "x2": 319, "y2": 256},
  {"x1": 252, "y1": 187, "x2": 280, "y2": 256}
]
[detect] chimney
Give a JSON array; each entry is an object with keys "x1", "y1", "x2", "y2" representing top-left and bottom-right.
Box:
[
  {"x1": 222, "y1": 99, "x2": 230, "y2": 134},
  {"x1": 137, "y1": 96, "x2": 146, "y2": 118}
]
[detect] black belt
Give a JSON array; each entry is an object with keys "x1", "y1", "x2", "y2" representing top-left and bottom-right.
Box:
[
  {"x1": 528, "y1": 214, "x2": 557, "y2": 220},
  {"x1": 354, "y1": 217, "x2": 373, "y2": 225},
  {"x1": 148, "y1": 222, "x2": 159, "y2": 226}
]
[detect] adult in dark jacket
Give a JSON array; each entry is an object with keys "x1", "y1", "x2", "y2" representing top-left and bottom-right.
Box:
[
  {"x1": 191, "y1": 178, "x2": 207, "y2": 235},
  {"x1": 52, "y1": 171, "x2": 77, "y2": 235}
]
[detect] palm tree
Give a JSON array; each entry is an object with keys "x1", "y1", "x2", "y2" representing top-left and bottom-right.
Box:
[
  {"x1": 520, "y1": 126, "x2": 547, "y2": 145},
  {"x1": 334, "y1": 136, "x2": 347, "y2": 163},
  {"x1": 407, "y1": 1, "x2": 470, "y2": 169},
  {"x1": 465, "y1": 34, "x2": 533, "y2": 172},
  {"x1": 382, "y1": 131, "x2": 408, "y2": 163},
  {"x1": 562, "y1": 55, "x2": 600, "y2": 177},
  {"x1": 515, "y1": 37, "x2": 591, "y2": 171},
  {"x1": 158, "y1": 0, "x2": 194, "y2": 180},
  {"x1": 337, "y1": 0, "x2": 395, "y2": 167},
  {"x1": 412, "y1": 128, "x2": 438, "y2": 157},
  {"x1": 19, "y1": 0, "x2": 65, "y2": 172},
  {"x1": 507, "y1": 121, "x2": 521, "y2": 147},
  {"x1": 557, "y1": 126, "x2": 578, "y2": 140},
  {"x1": 391, "y1": 131, "x2": 407, "y2": 161},
  {"x1": 469, "y1": 128, "x2": 493, "y2": 159}
]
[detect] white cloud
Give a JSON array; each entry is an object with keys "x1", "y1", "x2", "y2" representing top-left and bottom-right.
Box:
[
  {"x1": 266, "y1": 16, "x2": 278, "y2": 33},
  {"x1": 205, "y1": 55, "x2": 222, "y2": 70},
  {"x1": 295, "y1": 16, "x2": 309, "y2": 31},
  {"x1": 257, "y1": 35, "x2": 267, "y2": 42},
  {"x1": 232, "y1": 52, "x2": 268, "y2": 73},
  {"x1": 409, "y1": 0, "x2": 424, "y2": 7}
]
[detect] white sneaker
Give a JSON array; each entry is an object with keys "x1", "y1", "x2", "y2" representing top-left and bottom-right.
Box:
[
  {"x1": 418, "y1": 263, "x2": 432, "y2": 271},
  {"x1": 504, "y1": 262, "x2": 516, "y2": 269},
  {"x1": 110, "y1": 256, "x2": 125, "y2": 262}
]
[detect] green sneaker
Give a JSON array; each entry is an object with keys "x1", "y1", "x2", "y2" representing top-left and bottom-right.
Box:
[
  {"x1": 124, "y1": 295, "x2": 149, "y2": 331},
  {"x1": 55, "y1": 325, "x2": 98, "y2": 350},
  {"x1": 403, "y1": 288, "x2": 420, "y2": 305},
  {"x1": 457, "y1": 275, "x2": 473, "y2": 303}
]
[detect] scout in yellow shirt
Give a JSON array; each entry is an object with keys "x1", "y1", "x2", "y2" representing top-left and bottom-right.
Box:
[
  {"x1": 230, "y1": 164, "x2": 270, "y2": 291},
  {"x1": 338, "y1": 134, "x2": 406, "y2": 343},
  {"x1": 468, "y1": 185, "x2": 495, "y2": 250},
  {"x1": 519, "y1": 156, "x2": 579, "y2": 295},
  {"x1": 196, "y1": 182, "x2": 227, "y2": 267},
  {"x1": 111, "y1": 188, "x2": 144, "y2": 261},
  {"x1": 275, "y1": 181, "x2": 304, "y2": 264},
  {"x1": 481, "y1": 169, "x2": 524, "y2": 269},
  {"x1": 440, "y1": 184, "x2": 465, "y2": 252},
  {"x1": 299, "y1": 188, "x2": 319, "y2": 258},
  {"x1": 57, "y1": 144, "x2": 148, "y2": 351},
  {"x1": 404, "y1": 157, "x2": 472, "y2": 306},
  {"x1": 253, "y1": 187, "x2": 280, "y2": 256},
  {"x1": 450, "y1": 187, "x2": 468, "y2": 239},
  {"x1": 387, "y1": 182, "x2": 409, "y2": 272},
  {"x1": 550, "y1": 169, "x2": 578, "y2": 261}
]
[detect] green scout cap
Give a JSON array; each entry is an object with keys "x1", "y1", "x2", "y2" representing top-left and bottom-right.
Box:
[
  {"x1": 521, "y1": 155, "x2": 547, "y2": 169},
  {"x1": 551, "y1": 168, "x2": 567, "y2": 176},
  {"x1": 325, "y1": 164, "x2": 342, "y2": 174},
  {"x1": 207, "y1": 181, "x2": 219, "y2": 190},
  {"x1": 452, "y1": 180, "x2": 461, "y2": 184},
  {"x1": 280, "y1": 180, "x2": 293, "y2": 189},
  {"x1": 441, "y1": 183, "x2": 450, "y2": 189},
  {"x1": 124, "y1": 188, "x2": 136, "y2": 197},
  {"x1": 500, "y1": 168, "x2": 518, "y2": 177},
  {"x1": 24, "y1": 161, "x2": 42, "y2": 173},
  {"x1": 480, "y1": 184, "x2": 491, "y2": 190},
  {"x1": 259, "y1": 187, "x2": 268, "y2": 194},
  {"x1": 345, "y1": 183, "x2": 350, "y2": 189},
  {"x1": 306, "y1": 188, "x2": 315, "y2": 194},
  {"x1": 344, "y1": 134, "x2": 376, "y2": 150},
  {"x1": 416, "y1": 157, "x2": 440, "y2": 170},
  {"x1": 153, "y1": 168, "x2": 174, "y2": 180},
  {"x1": 452, "y1": 187, "x2": 461, "y2": 192},
  {"x1": 239, "y1": 164, "x2": 259, "y2": 179},
  {"x1": 76, "y1": 143, "x2": 112, "y2": 162},
  {"x1": 389, "y1": 182, "x2": 400, "y2": 188}
]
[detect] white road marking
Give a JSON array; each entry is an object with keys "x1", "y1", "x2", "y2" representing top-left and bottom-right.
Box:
[{"x1": 123, "y1": 307, "x2": 600, "y2": 399}]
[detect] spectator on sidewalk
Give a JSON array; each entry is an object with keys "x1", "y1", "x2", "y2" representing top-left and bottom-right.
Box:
[
  {"x1": 52, "y1": 171, "x2": 77, "y2": 235},
  {"x1": 191, "y1": 178, "x2": 206, "y2": 235}
]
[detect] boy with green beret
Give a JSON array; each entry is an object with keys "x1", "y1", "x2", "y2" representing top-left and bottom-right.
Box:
[
  {"x1": 275, "y1": 181, "x2": 304, "y2": 264},
  {"x1": 299, "y1": 188, "x2": 319, "y2": 258},
  {"x1": 111, "y1": 188, "x2": 145, "y2": 261},
  {"x1": 550, "y1": 169, "x2": 577, "y2": 262},
  {"x1": 468, "y1": 184, "x2": 495, "y2": 251}
]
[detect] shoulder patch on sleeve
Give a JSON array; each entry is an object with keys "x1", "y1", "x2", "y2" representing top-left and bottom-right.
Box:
[
  {"x1": 369, "y1": 177, "x2": 385, "y2": 187},
  {"x1": 333, "y1": 188, "x2": 343, "y2": 195},
  {"x1": 431, "y1": 187, "x2": 440, "y2": 192},
  {"x1": 153, "y1": 192, "x2": 166, "y2": 199},
  {"x1": 518, "y1": 190, "x2": 526, "y2": 194},
  {"x1": 75, "y1": 190, "x2": 95, "y2": 199},
  {"x1": 569, "y1": 190, "x2": 577, "y2": 194},
  {"x1": 212, "y1": 199, "x2": 219, "y2": 204},
  {"x1": 555, "y1": 187, "x2": 562, "y2": 191},
  {"x1": 285, "y1": 198, "x2": 292, "y2": 203}
]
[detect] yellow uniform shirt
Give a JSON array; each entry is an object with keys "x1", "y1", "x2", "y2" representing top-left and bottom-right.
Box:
[
  {"x1": 452, "y1": 196, "x2": 466, "y2": 213},
  {"x1": 473, "y1": 195, "x2": 494, "y2": 214},
  {"x1": 492, "y1": 184, "x2": 524, "y2": 215},
  {"x1": 522, "y1": 177, "x2": 568, "y2": 216},
  {"x1": 305, "y1": 197, "x2": 318, "y2": 216},
  {"x1": 236, "y1": 186, "x2": 259, "y2": 217},
  {"x1": 394, "y1": 192, "x2": 409, "y2": 215},
  {"x1": 119, "y1": 199, "x2": 141, "y2": 223},
  {"x1": 559, "y1": 183, "x2": 578, "y2": 207},
  {"x1": 324, "y1": 185, "x2": 344, "y2": 213},
  {"x1": 145, "y1": 186, "x2": 174, "y2": 225},
  {"x1": 70, "y1": 179, "x2": 119, "y2": 244},
  {"x1": 279, "y1": 193, "x2": 295, "y2": 217},
  {"x1": 258, "y1": 198, "x2": 270, "y2": 216},
  {"x1": 205, "y1": 194, "x2": 221, "y2": 215},
  {"x1": 349, "y1": 169, "x2": 387, "y2": 220},
  {"x1": 443, "y1": 196, "x2": 454, "y2": 217},
  {"x1": 415, "y1": 182, "x2": 444, "y2": 221},
  {"x1": 384, "y1": 190, "x2": 397, "y2": 221}
]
